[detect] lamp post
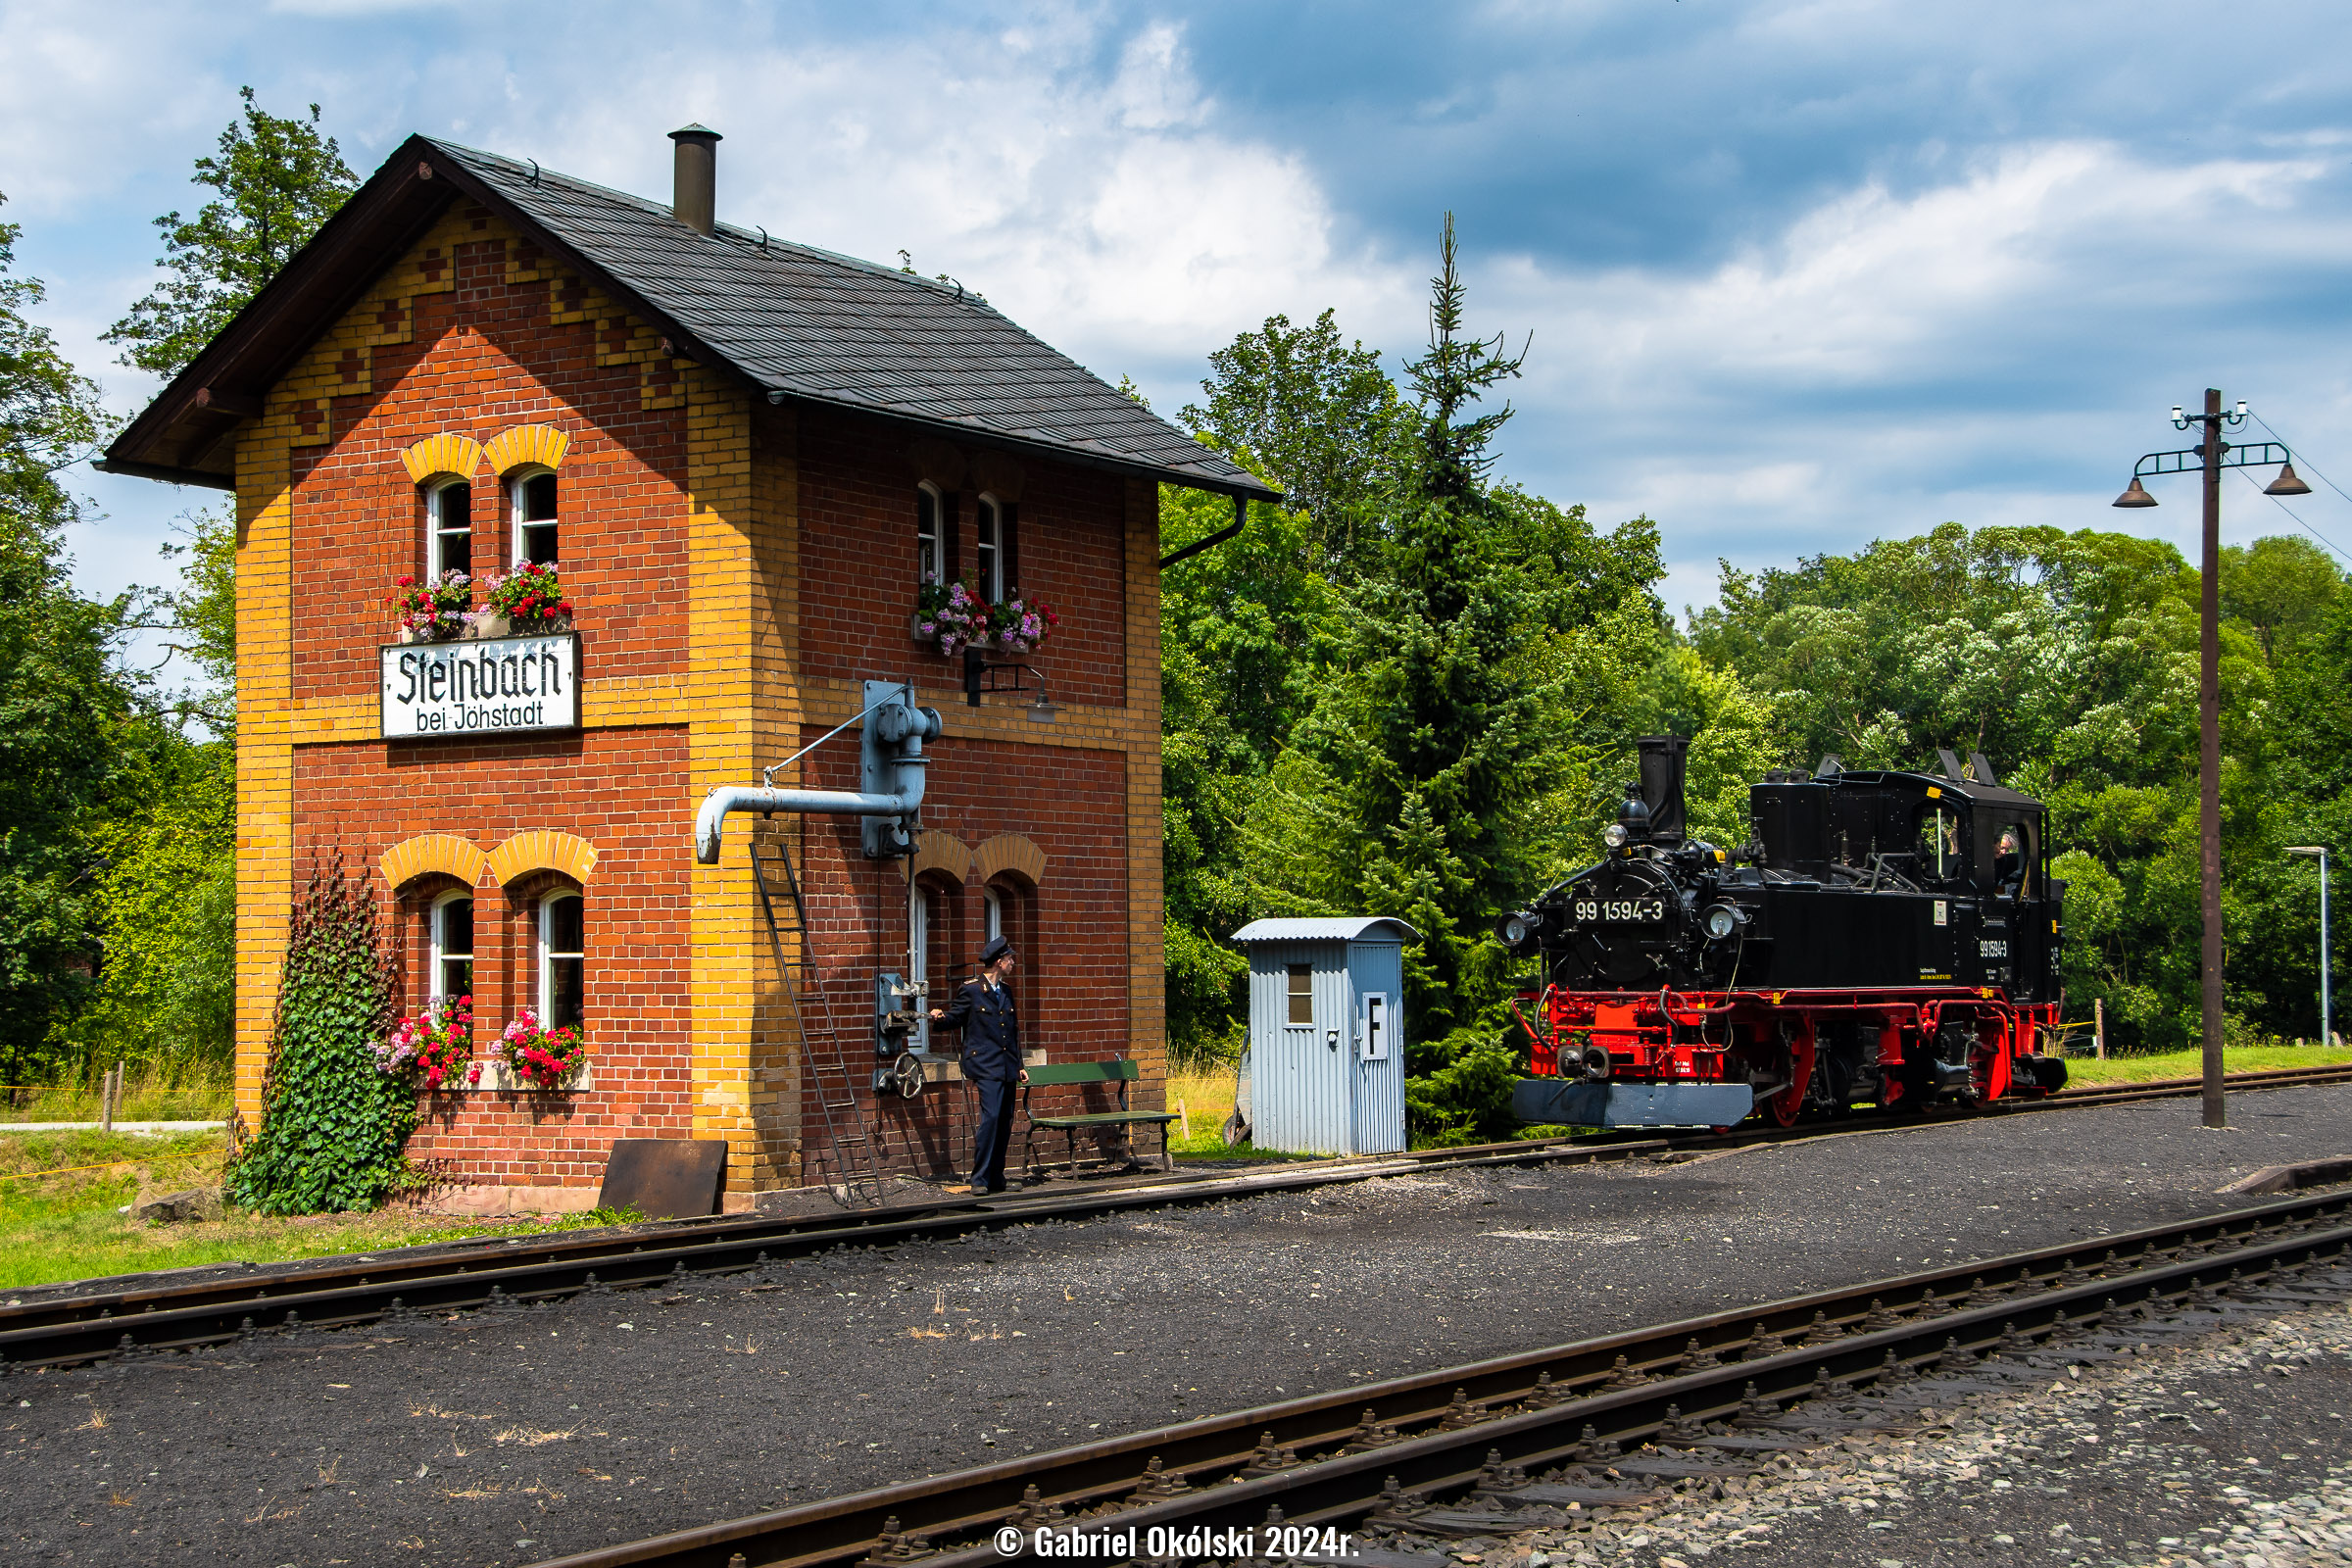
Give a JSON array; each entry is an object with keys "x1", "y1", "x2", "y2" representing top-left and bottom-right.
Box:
[
  {"x1": 2286, "y1": 846, "x2": 2331, "y2": 1048},
  {"x1": 2113, "y1": 389, "x2": 2309, "y2": 1128}
]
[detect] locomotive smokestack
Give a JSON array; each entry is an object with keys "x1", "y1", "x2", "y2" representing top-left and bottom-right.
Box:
[{"x1": 1636, "y1": 735, "x2": 1689, "y2": 848}]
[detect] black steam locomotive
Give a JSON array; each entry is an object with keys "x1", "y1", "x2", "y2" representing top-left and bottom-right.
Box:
[{"x1": 1500, "y1": 737, "x2": 2070, "y2": 1129}]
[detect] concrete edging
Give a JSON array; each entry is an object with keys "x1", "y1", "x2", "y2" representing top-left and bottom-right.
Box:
[{"x1": 2219, "y1": 1154, "x2": 2352, "y2": 1194}]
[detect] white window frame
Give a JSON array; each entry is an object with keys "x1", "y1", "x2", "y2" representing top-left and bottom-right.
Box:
[
  {"x1": 430, "y1": 890, "x2": 474, "y2": 1004},
  {"x1": 908, "y1": 882, "x2": 932, "y2": 1054},
  {"x1": 975, "y1": 493, "x2": 1004, "y2": 603},
  {"x1": 916, "y1": 482, "x2": 942, "y2": 587},
  {"x1": 983, "y1": 887, "x2": 1004, "y2": 947},
  {"x1": 426, "y1": 477, "x2": 472, "y2": 578},
  {"x1": 539, "y1": 890, "x2": 584, "y2": 1028},
  {"x1": 509, "y1": 466, "x2": 560, "y2": 566}
]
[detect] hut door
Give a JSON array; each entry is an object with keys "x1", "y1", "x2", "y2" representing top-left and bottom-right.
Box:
[{"x1": 1359, "y1": 993, "x2": 1392, "y2": 1061}]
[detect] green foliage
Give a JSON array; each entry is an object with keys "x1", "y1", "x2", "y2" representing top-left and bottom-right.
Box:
[
  {"x1": 225, "y1": 856, "x2": 411, "y2": 1214},
  {"x1": 71, "y1": 739, "x2": 235, "y2": 1080},
  {"x1": 0, "y1": 206, "x2": 127, "y2": 1081},
  {"x1": 104, "y1": 87, "x2": 357, "y2": 376},
  {"x1": 1179, "y1": 308, "x2": 1417, "y2": 577}
]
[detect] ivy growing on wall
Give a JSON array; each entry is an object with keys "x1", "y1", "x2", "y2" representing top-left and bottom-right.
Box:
[{"x1": 225, "y1": 851, "x2": 413, "y2": 1213}]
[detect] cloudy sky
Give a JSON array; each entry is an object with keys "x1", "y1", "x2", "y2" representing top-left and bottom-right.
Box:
[{"x1": 8, "y1": 0, "x2": 2352, "y2": 619}]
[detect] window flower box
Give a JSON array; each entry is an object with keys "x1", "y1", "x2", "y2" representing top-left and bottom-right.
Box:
[
  {"x1": 498, "y1": 1008, "x2": 589, "y2": 1092},
  {"x1": 475, "y1": 564, "x2": 574, "y2": 637},
  {"x1": 913, "y1": 574, "x2": 1058, "y2": 659},
  {"x1": 394, "y1": 571, "x2": 473, "y2": 644}
]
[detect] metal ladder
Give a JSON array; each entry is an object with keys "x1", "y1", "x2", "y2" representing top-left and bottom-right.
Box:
[{"x1": 749, "y1": 836, "x2": 889, "y2": 1208}]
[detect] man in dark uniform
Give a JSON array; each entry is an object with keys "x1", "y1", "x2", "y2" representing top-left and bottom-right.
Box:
[{"x1": 928, "y1": 934, "x2": 1027, "y2": 1193}]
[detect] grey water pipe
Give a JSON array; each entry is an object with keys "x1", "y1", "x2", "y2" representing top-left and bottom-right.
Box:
[
  {"x1": 695, "y1": 782, "x2": 914, "y2": 864},
  {"x1": 694, "y1": 681, "x2": 940, "y2": 864}
]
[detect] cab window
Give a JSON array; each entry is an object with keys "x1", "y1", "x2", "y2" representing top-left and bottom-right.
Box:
[
  {"x1": 1915, "y1": 802, "x2": 1966, "y2": 882},
  {"x1": 1990, "y1": 819, "x2": 2035, "y2": 897}
]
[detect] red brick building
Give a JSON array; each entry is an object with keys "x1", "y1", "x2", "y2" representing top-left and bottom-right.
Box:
[{"x1": 101, "y1": 127, "x2": 1272, "y2": 1211}]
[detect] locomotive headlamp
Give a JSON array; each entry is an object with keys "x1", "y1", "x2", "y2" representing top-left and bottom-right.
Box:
[
  {"x1": 1703, "y1": 904, "x2": 1740, "y2": 941},
  {"x1": 1495, "y1": 910, "x2": 1537, "y2": 950},
  {"x1": 1601, "y1": 823, "x2": 1629, "y2": 850}
]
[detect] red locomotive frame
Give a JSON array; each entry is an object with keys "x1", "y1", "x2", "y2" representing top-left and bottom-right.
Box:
[{"x1": 1513, "y1": 983, "x2": 2064, "y2": 1127}]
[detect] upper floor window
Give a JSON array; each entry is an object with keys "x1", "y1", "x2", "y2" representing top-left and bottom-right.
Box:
[
  {"x1": 512, "y1": 470, "x2": 559, "y2": 565},
  {"x1": 431, "y1": 892, "x2": 474, "y2": 1002},
  {"x1": 427, "y1": 478, "x2": 471, "y2": 577},
  {"x1": 539, "y1": 890, "x2": 584, "y2": 1029},
  {"x1": 916, "y1": 484, "x2": 942, "y2": 586},
  {"x1": 975, "y1": 494, "x2": 1007, "y2": 602}
]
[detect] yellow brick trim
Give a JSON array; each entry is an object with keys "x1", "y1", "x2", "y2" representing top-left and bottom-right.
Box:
[
  {"x1": 486, "y1": 830, "x2": 599, "y2": 886},
  {"x1": 401, "y1": 432, "x2": 483, "y2": 485},
  {"x1": 380, "y1": 833, "x2": 488, "y2": 891},
  {"x1": 1123, "y1": 477, "x2": 1167, "y2": 1106},
  {"x1": 682, "y1": 366, "x2": 761, "y2": 1180},
  {"x1": 482, "y1": 422, "x2": 570, "y2": 475},
  {"x1": 233, "y1": 422, "x2": 298, "y2": 1135},
  {"x1": 910, "y1": 829, "x2": 973, "y2": 885},
  {"x1": 972, "y1": 833, "x2": 1047, "y2": 888}
]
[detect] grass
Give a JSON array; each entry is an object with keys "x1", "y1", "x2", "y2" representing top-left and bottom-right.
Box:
[
  {"x1": 0, "y1": 1082, "x2": 234, "y2": 1124},
  {"x1": 0, "y1": 1128, "x2": 629, "y2": 1294},
  {"x1": 2062, "y1": 1041, "x2": 2352, "y2": 1085}
]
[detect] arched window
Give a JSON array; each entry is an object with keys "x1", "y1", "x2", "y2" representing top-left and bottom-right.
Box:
[
  {"x1": 430, "y1": 891, "x2": 474, "y2": 1002},
  {"x1": 426, "y1": 478, "x2": 471, "y2": 577},
  {"x1": 539, "y1": 890, "x2": 584, "y2": 1028},
  {"x1": 916, "y1": 483, "x2": 942, "y2": 587},
  {"x1": 511, "y1": 469, "x2": 559, "y2": 565},
  {"x1": 975, "y1": 494, "x2": 1006, "y2": 602}
]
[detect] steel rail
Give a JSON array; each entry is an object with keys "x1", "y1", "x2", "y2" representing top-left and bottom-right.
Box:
[
  {"x1": 4, "y1": 1059, "x2": 2346, "y2": 1367},
  {"x1": 528, "y1": 1188, "x2": 2352, "y2": 1568}
]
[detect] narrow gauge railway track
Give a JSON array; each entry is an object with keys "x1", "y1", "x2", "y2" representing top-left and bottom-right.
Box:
[
  {"x1": 540, "y1": 1188, "x2": 2352, "y2": 1568},
  {"x1": 4, "y1": 1059, "x2": 2346, "y2": 1369}
]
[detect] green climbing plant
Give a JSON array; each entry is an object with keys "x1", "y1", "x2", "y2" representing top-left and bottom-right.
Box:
[{"x1": 224, "y1": 852, "x2": 413, "y2": 1213}]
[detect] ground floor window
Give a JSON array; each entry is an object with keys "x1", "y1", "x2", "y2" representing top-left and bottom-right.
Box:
[
  {"x1": 432, "y1": 893, "x2": 473, "y2": 1002},
  {"x1": 540, "y1": 891, "x2": 583, "y2": 1028}
]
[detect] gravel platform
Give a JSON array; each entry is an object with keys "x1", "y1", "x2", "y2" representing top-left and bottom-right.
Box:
[{"x1": 2, "y1": 1084, "x2": 2347, "y2": 1567}]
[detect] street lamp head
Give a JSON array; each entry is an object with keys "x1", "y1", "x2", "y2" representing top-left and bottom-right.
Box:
[
  {"x1": 2233, "y1": 400, "x2": 2249, "y2": 422},
  {"x1": 2266, "y1": 461, "x2": 2313, "y2": 497},
  {"x1": 2285, "y1": 846, "x2": 2327, "y2": 857},
  {"x1": 2171, "y1": 405, "x2": 2187, "y2": 427},
  {"x1": 2113, "y1": 475, "x2": 2158, "y2": 509}
]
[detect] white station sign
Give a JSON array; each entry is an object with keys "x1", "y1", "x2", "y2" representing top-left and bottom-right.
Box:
[{"x1": 380, "y1": 633, "x2": 580, "y2": 739}]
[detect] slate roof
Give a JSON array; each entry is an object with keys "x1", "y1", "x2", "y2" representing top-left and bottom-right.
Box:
[
  {"x1": 97, "y1": 132, "x2": 1276, "y2": 501},
  {"x1": 426, "y1": 141, "x2": 1270, "y2": 498}
]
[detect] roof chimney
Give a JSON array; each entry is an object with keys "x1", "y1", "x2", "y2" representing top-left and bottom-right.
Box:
[{"x1": 668, "y1": 123, "x2": 721, "y2": 235}]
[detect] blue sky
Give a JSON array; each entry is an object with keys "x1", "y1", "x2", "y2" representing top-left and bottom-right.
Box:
[{"x1": 8, "y1": 0, "x2": 2352, "y2": 626}]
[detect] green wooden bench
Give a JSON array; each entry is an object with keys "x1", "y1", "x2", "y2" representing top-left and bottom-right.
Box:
[{"x1": 1020, "y1": 1059, "x2": 1179, "y2": 1176}]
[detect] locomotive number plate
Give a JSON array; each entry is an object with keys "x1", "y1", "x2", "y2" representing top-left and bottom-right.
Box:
[
  {"x1": 1575, "y1": 898, "x2": 1668, "y2": 924},
  {"x1": 1979, "y1": 940, "x2": 2009, "y2": 957}
]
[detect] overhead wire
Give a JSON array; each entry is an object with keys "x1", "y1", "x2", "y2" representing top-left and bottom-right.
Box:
[{"x1": 2239, "y1": 413, "x2": 2352, "y2": 564}]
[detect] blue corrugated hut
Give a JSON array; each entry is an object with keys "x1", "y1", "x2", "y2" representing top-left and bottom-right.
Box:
[{"x1": 1229, "y1": 918, "x2": 1415, "y2": 1155}]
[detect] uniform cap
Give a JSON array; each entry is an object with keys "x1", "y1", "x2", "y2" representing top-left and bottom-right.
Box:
[{"x1": 981, "y1": 935, "x2": 1015, "y2": 965}]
